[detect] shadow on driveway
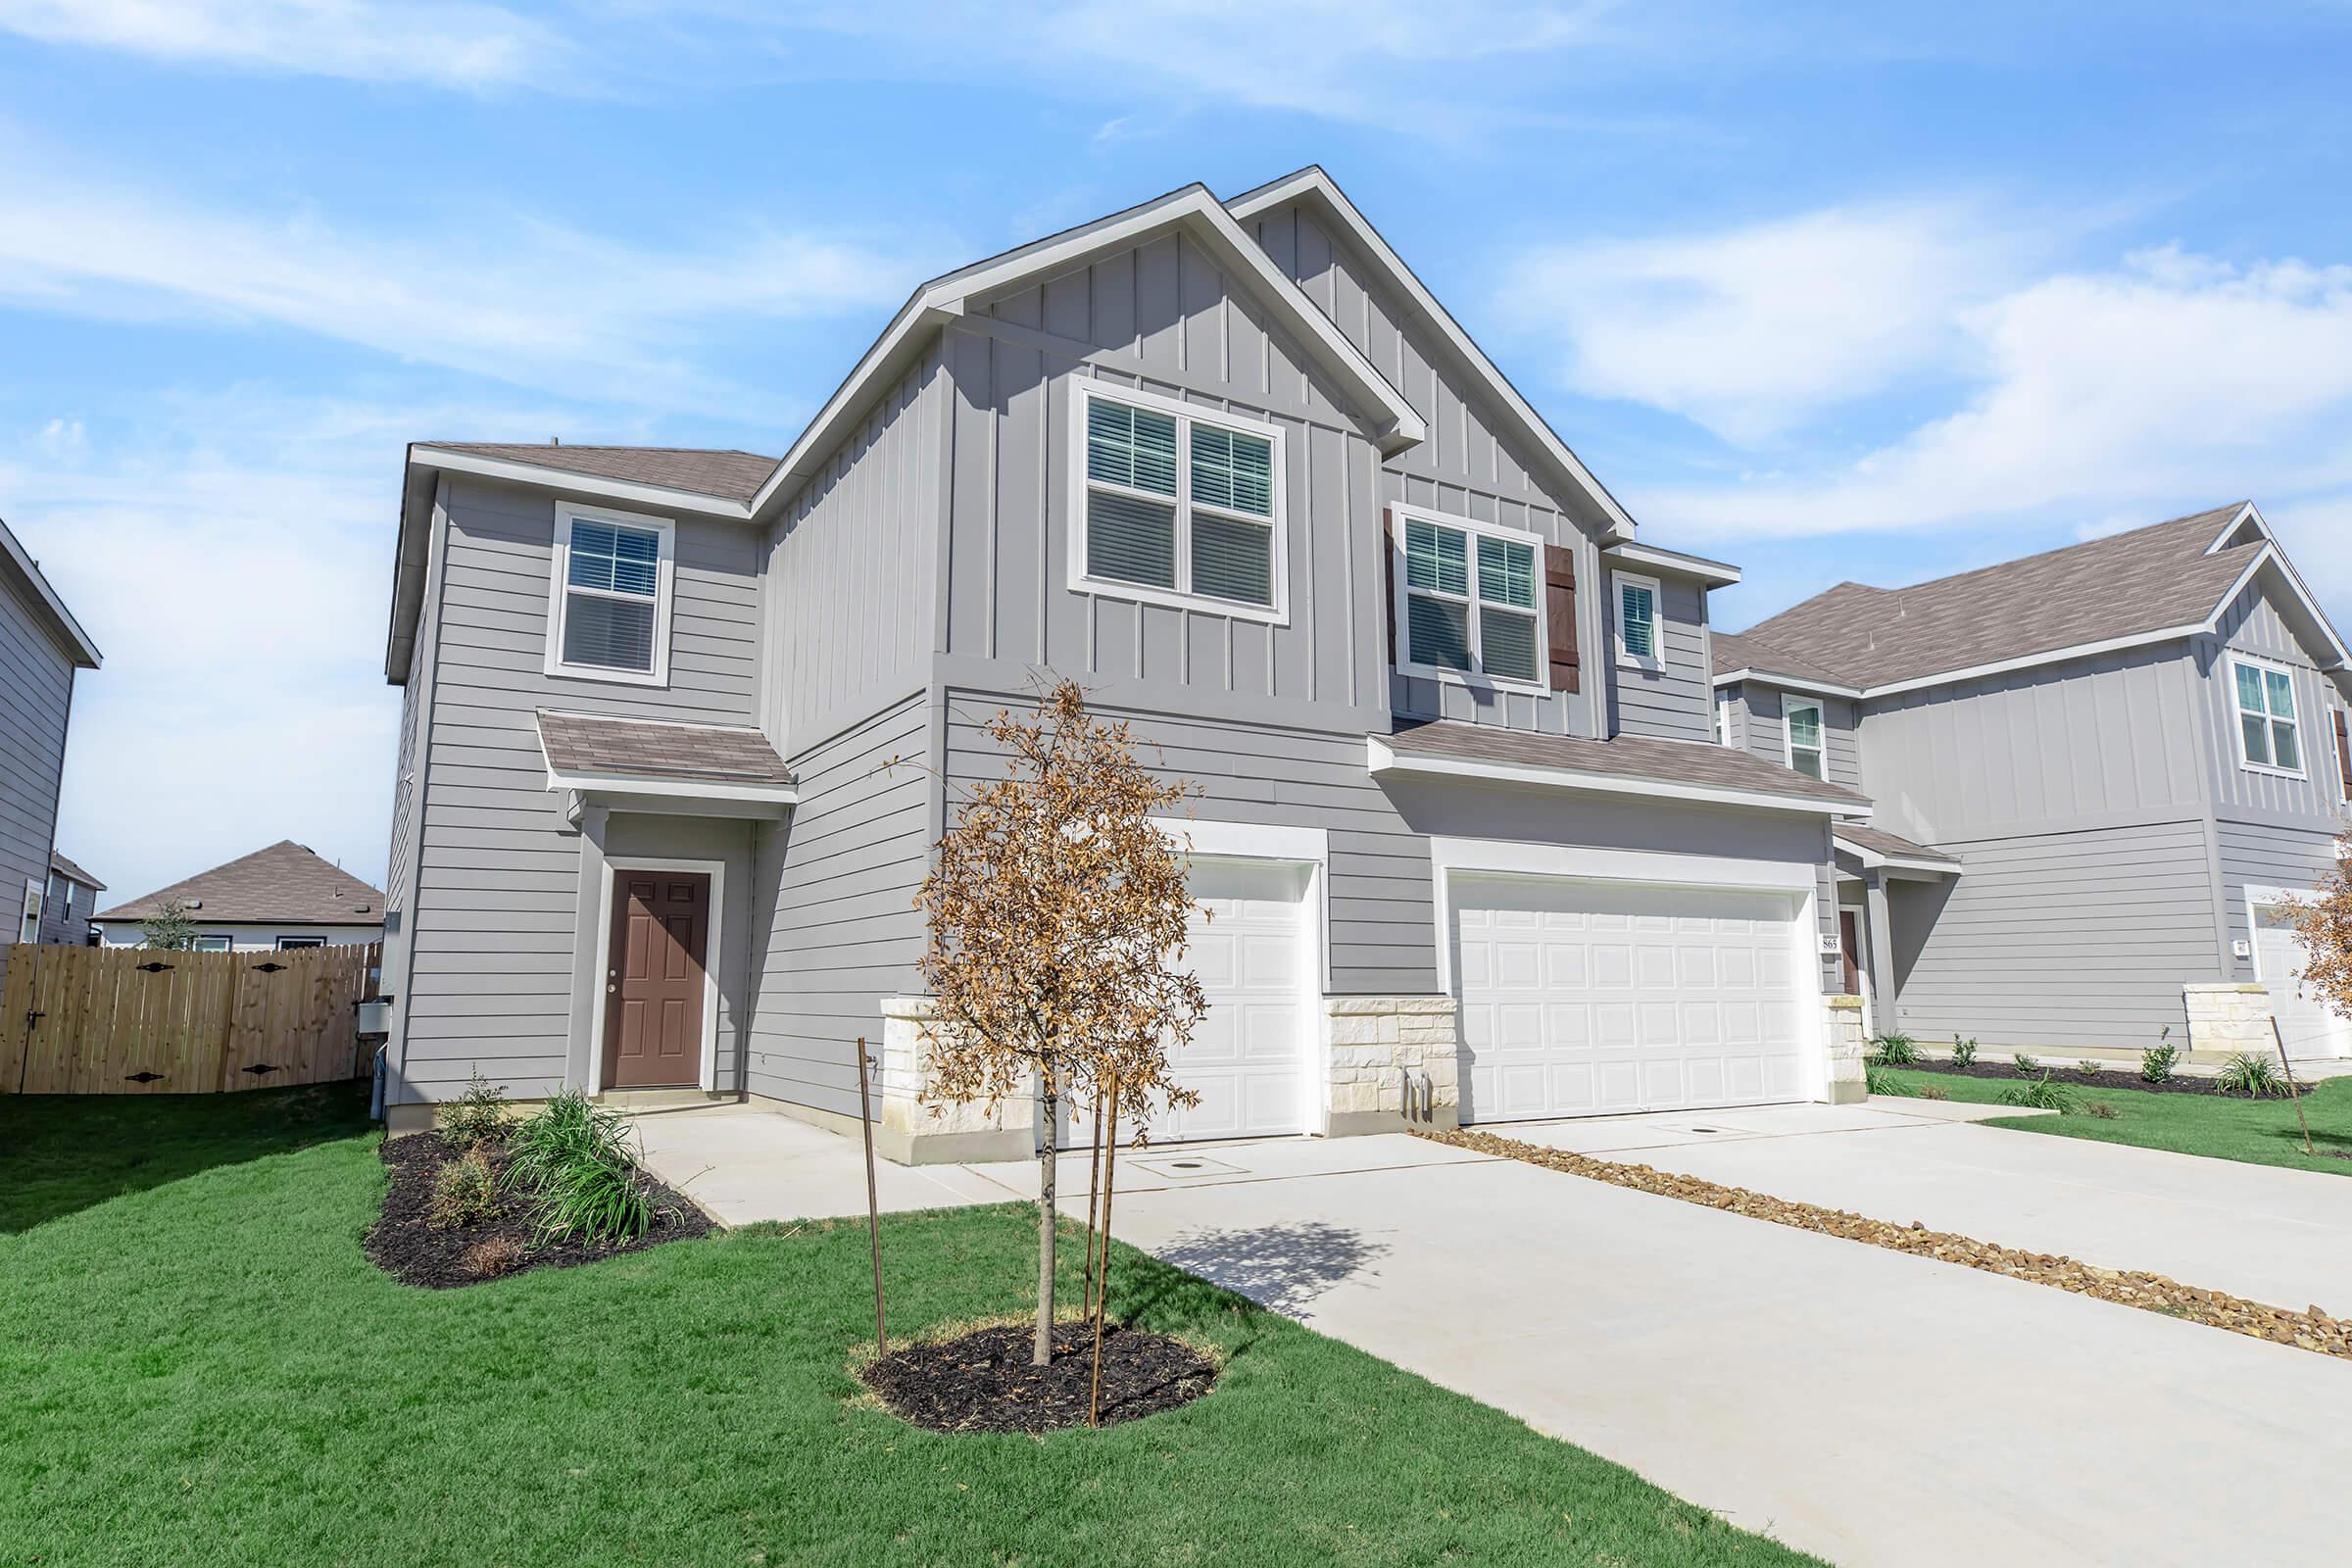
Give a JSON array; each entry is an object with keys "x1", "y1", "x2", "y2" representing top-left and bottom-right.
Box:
[{"x1": 1148, "y1": 1219, "x2": 1393, "y2": 1318}]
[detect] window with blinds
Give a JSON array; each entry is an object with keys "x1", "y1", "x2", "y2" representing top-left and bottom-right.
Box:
[
  {"x1": 2233, "y1": 656, "x2": 2303, "y2": 775},
  {"x1": 548, "y1": 507, "x2": 672, "y2": 684},
  {"x1": 1616, "y1": 574, "x2": 1660, "y2": 668},
  {"x1": 1076, "y1": 388, "x2": 1282, "y2": 614},
  {"x1": 1396, "y1": 512, "x2": 1545, "y2": 686}
]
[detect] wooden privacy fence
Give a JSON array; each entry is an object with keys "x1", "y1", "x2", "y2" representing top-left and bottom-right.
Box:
[{"x1": 0, "y1": 941, "x2": 382, "y2": 1096}]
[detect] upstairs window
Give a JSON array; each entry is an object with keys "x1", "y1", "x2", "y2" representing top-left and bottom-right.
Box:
[
  {"x1": 1071, "y1": 384, "x2": 1286, "y2": 619},
  {"x1": 18, "y1": 881, "x2": 40, "y2": 945},
  {"x1": 1786, "y1": 701, "x2": 1825, "y2": 779},
  {"x1": 2233, "y1": 656, "x2": 2302, "y2": 775},
  {"x1": 1715, "y1": 693, "x2": 1733, "y2": 747},
  {"x1": 1395, "y1": 509, "x2": 1544, "y2": 688},
  {"x1": 546, "y1": 504, "x2": 674, "y2": 686},
  {"x1": 1615, "y1": 573, "x2": 1661, "y2": 670}
]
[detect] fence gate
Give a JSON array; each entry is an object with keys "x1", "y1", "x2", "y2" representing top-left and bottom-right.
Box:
[{"x1": 0, "y1": 941, "x2": 383, "y2": 1095}]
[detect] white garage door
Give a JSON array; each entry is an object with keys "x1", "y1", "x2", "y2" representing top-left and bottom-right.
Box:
[
  {"x1": 1060, "y1": 857, "x2": 1310, "y2": 1147},
  {"x1": 2252, "y1": 902, "x2": 2351, "y2": 1061},
  {"x1": 1455, "y1": 874, "x2": 1810, "y2": 1122}
]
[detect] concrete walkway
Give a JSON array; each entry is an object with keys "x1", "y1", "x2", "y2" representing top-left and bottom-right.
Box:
[{"x1": 1495, "y1": 1099, "x2": 2352, "y2": 1313}]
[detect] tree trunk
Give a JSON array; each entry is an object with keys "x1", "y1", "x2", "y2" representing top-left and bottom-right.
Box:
[{"x1": 1035, "y1": 1076, "x2": 1058, "y2": 1366}]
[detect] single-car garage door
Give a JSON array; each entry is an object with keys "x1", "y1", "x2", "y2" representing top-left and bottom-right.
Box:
[{"x1": 1454, "y1": 874, "x2": 1811, "y2": 1122}]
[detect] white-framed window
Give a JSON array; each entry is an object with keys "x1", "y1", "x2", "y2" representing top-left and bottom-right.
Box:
[
  {"x1": 1785, "y1": 700, "x2": 1825, "y2": 780},
  {"x1": 1614, "y1": 572, "x2": 1661, "y2": 670},
  {"x1": 544, "y1": 502, "x2": 675, "y2": 686},
  {"x1": 275, "y1": 936, "x2": 327, "y2": 951},
  {"x1": 2232, "y1": 655, "x2": 2303, "y2": 776},
  {"x1": 1715, "y1": 692, "x2": 1733, "y2": 747},
  {"x1": 18, "y1": 880, "x2": 41, "y2": 944},
  {"x1": 1067, "y1": 381, "x2": 1288, "y2": 621},
  {"x1": 1392, "y1": 506, "x2": 1547, "y2": 690},
  {"x1": 193, "y1": 934, "x2": 233, "y2": 953}
]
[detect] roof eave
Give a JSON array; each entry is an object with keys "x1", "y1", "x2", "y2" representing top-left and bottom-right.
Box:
[
  {"x1": 1602, "y1": 540, "x2": 1741, "y2": 587},
  {"x1": 1366, "y1": 736, "x2": 1874, "y2": 820},
  {"x1": 0, "y1": 518, "x2": 102, "y2": 668},
  {"x1": 1712, "y1": 666, "x2": 1866, "y2": 700}
]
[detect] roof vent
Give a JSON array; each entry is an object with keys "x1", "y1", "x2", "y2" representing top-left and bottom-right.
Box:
[{"x1": 185, "y1": 899, "x2": 203, "y2": 908}]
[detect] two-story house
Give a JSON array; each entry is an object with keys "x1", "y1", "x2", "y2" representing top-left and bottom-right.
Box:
[
  {"x1": 1, "y1": 515, "x2": 101, "y2": 992},
  {"x1": 377, "y1": 170, "x2": 1877, "y2": 1160},
  {"x1": 37, "y1": 853, "x2": 103, "y2": 946},
  {"x1": 1716, "y1": 505, "x2": 2352, "y2": 1064}
]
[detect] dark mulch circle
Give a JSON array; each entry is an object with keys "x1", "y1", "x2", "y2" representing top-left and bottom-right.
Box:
[
  {"x1": 365, "y1": 1131, "x2": 711, "y2": 1289},
  {"x1": 1894, "y1": 1058, "x2": 2305, "y2": 1099},
  {"x1": 860, "y1": 1321, "x2": 1216, "y2": 1434}
]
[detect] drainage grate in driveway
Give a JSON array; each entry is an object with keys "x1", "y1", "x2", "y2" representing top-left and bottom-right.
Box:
[{"x1": 1130, "y1": 1155, "x2": 1246, "y2": 1179}]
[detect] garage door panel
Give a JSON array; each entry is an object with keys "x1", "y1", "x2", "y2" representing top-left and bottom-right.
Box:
[{"x1": 1456, "y1": 873, "x2": 1810, "y2": 1123}]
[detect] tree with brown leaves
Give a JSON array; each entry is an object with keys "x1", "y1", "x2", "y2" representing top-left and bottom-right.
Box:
[
  {"x1": 2288, "y1": 826, "x2": 2352, "y2": 1028},
  {"x1": 914, "y1": 681, "x2": 1207, "y2": 1366}
]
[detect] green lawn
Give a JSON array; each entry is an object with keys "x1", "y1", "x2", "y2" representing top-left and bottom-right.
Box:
[
  {"x1": 0, "y1": 1087, "x2": 1814, "y2": 1568},
  {"x1": 1877, "y1": 1068, "x2": 2352, "y2": 1177}
]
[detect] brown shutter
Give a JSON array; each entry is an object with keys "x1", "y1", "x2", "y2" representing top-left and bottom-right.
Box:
[
  {"x1": 1544, "y1": 544, "x2": 1580, "y2": 693},
  {"x1": 1382, "y1": 508, "x2": 1398, "y2": 665},
  {"x1": 2334, "y1": 710, "x2": 2350, "y2": 800}
]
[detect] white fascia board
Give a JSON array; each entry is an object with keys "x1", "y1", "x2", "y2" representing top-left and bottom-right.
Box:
[
  {"x1": 544, "y1": 766, "x2": 798, "y2": 807},
  {"x1": 2202, "y1": 501, "x2": 2265, "y2": 555},
  {"x1": 1366, "y1": 735, "x2": 1873, "y2": 820},
  {"x1": 409, "y1": 447, "x2": 755, "y2": 521},
  {"x1": 749, "y1": 184, "x2": 1427, "y2": 522},
  {"x1": 2214, "y1": 537, "x2": 2352, "y2": 671},
  {"x1": 1601, "y1": 540, "x2": 1741, "y2": 587},
  {"x1": 1227, "y1": 167, "x2": 1642, "y2": 542},
  {"x1": 1711, "y1": 666, "x2": 1866, "y2": 700},
  {"x1": 1855, "y1": 623, "x2": 2214, "y2": 700},
  {"x1": 0, "y1": 517, "x2": 101, "y2": 667},
  {"x1": 1833, "y1": 837, "x2": 1960, "y2": 876}
]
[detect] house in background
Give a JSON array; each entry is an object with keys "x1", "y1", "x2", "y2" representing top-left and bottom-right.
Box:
[
  {"x1": 378, "y1": 167, "x2": 1876, "y2": 1156},
  {"x1": 95, "y1": 841, "x2": 386, "y2": 952},
  {"x1": 1716, "y1": 504, "x2": 2352, "y2": 1063},
  {"x1": 1, "y1": 515, "x2": 101, "y2": 990},
  {"x1": 37, "y1": 852, "x2": 104, "y2": 945}
]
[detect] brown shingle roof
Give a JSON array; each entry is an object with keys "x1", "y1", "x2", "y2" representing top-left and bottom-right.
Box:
[
  {"x1": 1381, "y1": 720, "x2": 1872, "y2": 810},
  {"x1": 48, "y1": 852, "x2": 103, "y2": 891},
  {"x1": 537, "y1": 710, "x2": 795, "y2": 788},
  {"x1": 1711, "y1": 629, "x2": 1862, "y2": 689},
  {"x1": 97, "y1": 842, "x2": 384, "y2": 924},
  {"x1": 1740, "y1": 505, "x2": 2256, "y2": 691},
  {"x1": 1833, "y1": 825, "x2": 1960, "y2": 869},
  {"x1": 423, "y1": 443, "x2": 780, "y2": 503}
]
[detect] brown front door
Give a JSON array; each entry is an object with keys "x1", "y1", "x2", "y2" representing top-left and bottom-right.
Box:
[
  {"x1": 1838, "y1": 910, "x2": 1863, "y2": 996},
  {"x1": 602, "y1": 870, "x2": 710, "y2": 1089}
]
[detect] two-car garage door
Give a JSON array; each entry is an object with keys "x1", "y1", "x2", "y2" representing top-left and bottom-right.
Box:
[{"x1": 1454, "y1": 874, "x2": 1811, "y2": 1122}]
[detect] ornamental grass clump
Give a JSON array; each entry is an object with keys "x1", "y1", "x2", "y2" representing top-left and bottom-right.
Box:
[
  {"x1": 2000, "y1": 1073, "x2": 2081, "y2": 1114},
  {"x1": 503, "y1": 1091, "x2": 662, "y2": 1246},
  {"x1": 2214, "y1": 1052, "x2": 2289, "y2": 1101},
  {"x1": 1870, "y1": 1033, "x2": 1919, "y2": 1067}
]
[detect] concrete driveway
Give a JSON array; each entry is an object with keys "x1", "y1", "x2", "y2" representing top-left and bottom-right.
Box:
[{"x1": 636, "y1": 1103, "x2": 2352, "y2": 1568}]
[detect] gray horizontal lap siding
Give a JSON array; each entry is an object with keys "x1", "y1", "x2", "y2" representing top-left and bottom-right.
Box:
[
  {"x1": 395, "y1": 478, "x2": 762, "y2": 1104},
  {"x1": 37, "y1": 880, "x2": 89, "y2": 945},
  {"x1": 0, "y1": 571, "x2": 74, "y2": 988},
  {"x1": 745, "y1": 695, "x2": 934, "y2": 1116},
  {"x1": 1246, "y1": 197, "x2": 1602, "y2": 739},
  {"x1": 1739, "y1": 684, "x2": 1862, "y2": 790},
  {"x1": 2217, "y1": 817, "x2": 2344, "y2": 985},
  {"x1": 1607, "y1": 571, "x2": 1711, "y2": 743}
]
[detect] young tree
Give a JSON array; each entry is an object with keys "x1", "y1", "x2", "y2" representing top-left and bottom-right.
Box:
[
  {"x1": 914, "y1": 681, "x2": 1207, "y2": 1366},
  {"x1": 2289, "y1": 827, "x2": 2352, "y2": 1023},
  {"x1": 137, "y1": 898, "x2": 197, "y2": 952}
]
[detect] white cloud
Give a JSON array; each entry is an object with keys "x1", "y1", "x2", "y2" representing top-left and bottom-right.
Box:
[
  {"x1": 0, "y1": 0, "x2": 568, "y2": 89},
  {"x1": 35, "y1": 417, "x2": 85, "y2": 461},
  {"x1": 1501, "y1": 201, "x2": 2036, "y2": 443},
  {"x1": 0, "y1": 152, "x2": 919, "y2": 413}
]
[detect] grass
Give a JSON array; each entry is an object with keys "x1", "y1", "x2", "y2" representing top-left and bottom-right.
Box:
[
  {"x1": 1875, "y1": 1068, "x2": 2352, "y2": 1177},
  {"x1": 0, "y1": 1086, "x2": 1815, "y2": 1567}
]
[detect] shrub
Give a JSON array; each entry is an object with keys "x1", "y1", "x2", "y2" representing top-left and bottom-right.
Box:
[
  {"x1": 1864, "y1": 1064, "x2": 1908, "y2": 1097},
  {"x1": 1917, "y1": 1082, "x2": 1949, "y2": 1102},
  {"x1": 1950, "y1": 1036, "x2": 1978, "y2": 1068},
  {"x1": 1871, "y1": 1032, "x2": 1920, "y2": 1067},
  {"x1": 2141, "y1": 1042, "x2": 2180, "y2": 1084},
  {"x1": 2011, "y1": 1053, "x2": 2041, "y2": 1076},
  {"x1": 2000, "y1": 1073, "x2": 2081, "y2": 1114},
  {"x1": 2083, "y1": 1101, "x2": 2121, "y2": 1120},
  {"x1": 428, "y1": 1147, "x2": 505, "y2": 1229},
  {"x1": 438, "y1": 1071, "x2": 513, "y2": 1152},
  {"x1": 505, "y1": 1091, "x2": 664, "y2": 1246},
  {"x1": 2076, "y1": 1059, "x2": 2104, "y2": 1078},
  {"x1": 461, "y1": 1235, "x2": 525, "y2": 1279},
  {"x1": 2213, "y1": 1052, "x2": 2289, "y2": 1100}
]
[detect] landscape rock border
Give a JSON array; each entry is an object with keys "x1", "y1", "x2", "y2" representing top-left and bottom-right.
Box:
[{"x1": 1417, "y1": 1127, "x2": 2352, "y2": 1362}]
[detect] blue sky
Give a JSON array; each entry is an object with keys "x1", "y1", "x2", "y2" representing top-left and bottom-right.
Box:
[{"x1": 5, "y1": 1, "x2": 2351, "y2": 904}]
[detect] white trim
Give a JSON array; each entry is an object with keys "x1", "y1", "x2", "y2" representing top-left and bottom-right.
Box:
[
  {"x1": 1066, "y1": 380, "x2": 1290, "y2": 625},
  {"x1": 591, "y1": 857, "x2": 726, "y2": 1094},
  {"x1": 546, "y1": 768, "x2": 799, "y2": 806},
  {"x1": 2243, "y1": 884, "x2": 2352, "y2": 1059},
  {"x1": 2222, "y1": 537, "x2": 2352, "y2": 672},
  {"x1": 1601, "y1": 539, "x2": 1740, "y2": 587},
  {"x1": 1224, "y1": 167, "x2": 1641, "y2": 541},
  {"x1": 2228, "y1": 651, "x2": 2307, "y2": 779},
  {"x1": 542, "y1": 502, "x2": 676, "y2": 688},
  {"x1": 1367, "y1": 735, "x2": 1873, "y2": 820},
  {"x1": 408, "y1": 446, "x2": 756, "y2": 521},
  {"x1": 1711, "y1": 666, "x2": 1865, "y2": 700},
  {"x1": 18, "y1": 879, "x2": 41, "y2": 945},
  {"x1": 1714, "y1": 692, "x2": 1732, "y2": 747},
  {"x1": 1783, "y1": 698, "x2": 1826, "y2": 780},
  {"x1": 1389, "y1": 502, "x2": 1551, "y2": 696},
  {"x1": 0, "y1": 518, "x2": 101, "y2": 667},
  {"x1": 1612, "y1": 571, "x2": 1663, "y2": 672},
  {"x1": 1834, "y1": 838, "x2": 1960, "y2": 876},
  {"x1": 2203, "y1": 501, "x2": 2265, "y2": 555}
]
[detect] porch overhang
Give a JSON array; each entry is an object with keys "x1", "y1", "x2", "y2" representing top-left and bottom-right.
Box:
[
  {"x1": 1833, "y1": 825, "x2": 1960, "y2": 880},
  {"x1": 536, "y1": 710, "x2": 797, "y2": 818},
  {"x1": 1368, "y1": 723, "x2": 1875, "y2": 821}
]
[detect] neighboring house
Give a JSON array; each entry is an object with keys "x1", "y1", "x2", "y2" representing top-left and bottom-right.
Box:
[
  {"x1": 95, "y1": 840, "x2": 386, "y2": 952},
  {"x1": 1716, "y1": 504, "x2": 2352, "y2": 1062},
  {"x1": 37, "y1": 852, "x2": 104, "y2": 945},
  {"x1": 0, "y1": 515, "x2": 101, "y2": 993},
  {"x1": 377, "y1": 168, "x2": 1880, "y2": 1156}
]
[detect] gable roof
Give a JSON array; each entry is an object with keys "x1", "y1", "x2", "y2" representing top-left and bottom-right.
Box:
[
  {"x1": 0, "y1": 514, "x2": 101, "y2": 668},
  {"x1": 1730, "y1": 503, "x2": 2348, "y2": 697},
  {"x1": 417, "y1": 444, "x2": 778, "y2": 504},
  {"x1": 536, "y1": 710, "x2": 795, "y2": 791},
  {"x1": 1833, "y1": 825, "x2": 1960, "y2": 873},
  {"x1": 96, "y1": 841, "x2": 384, "y2": 925},
  {"x1": 48, "y1": 852, "x2": 103, "y2": 892}
]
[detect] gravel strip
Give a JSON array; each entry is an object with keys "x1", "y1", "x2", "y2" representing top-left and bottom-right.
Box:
[{"x1": 1417, "y1": 1127, "x2": 2352, "y2": 1361}]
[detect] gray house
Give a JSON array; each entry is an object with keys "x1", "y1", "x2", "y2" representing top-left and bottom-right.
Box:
[
  {"x1": 378, "y1": 169, "x2": 1880, "y2": 1158},
  {"x1": 38, "y1": 852, "x2": 104, "y2": 946},
  {"x1": 0, "y1": 516, "x2": 100, "y2": 991},
  {"x1": 1716, "y1": 505, "x2": 2352, "y2": 1063}
]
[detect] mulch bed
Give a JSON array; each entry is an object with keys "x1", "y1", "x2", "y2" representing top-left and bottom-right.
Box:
[
  {"x1": 365, "y1": 1132, "x2": 711, "y2": 1289},
  {"x1": 860, "y1": 1321, "x2": 1216, "y2": 1434},
  {"x1": 1894, "y1": 1057, "x2": 2303, "y2": 1099},
  {"x1": 1420, "y1": 1127, "x2": 2352, "y2": 1361}
]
